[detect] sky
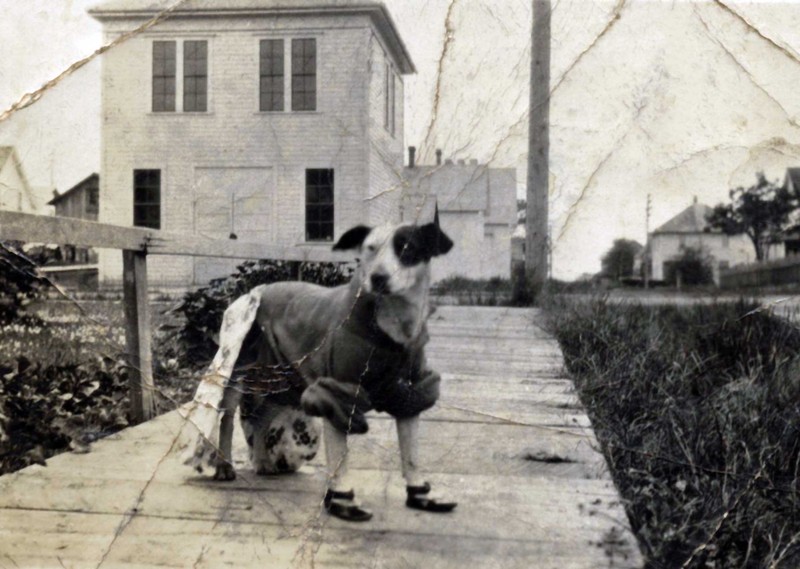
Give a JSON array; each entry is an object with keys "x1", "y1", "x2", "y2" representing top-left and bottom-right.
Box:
[{"x1": 3, "y1": 0, "x2": 800, "y2": 279}]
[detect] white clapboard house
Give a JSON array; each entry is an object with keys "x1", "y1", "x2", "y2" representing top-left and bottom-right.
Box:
[{"x1": 90, "y1": 0, "x2": 413, "y2": 285}]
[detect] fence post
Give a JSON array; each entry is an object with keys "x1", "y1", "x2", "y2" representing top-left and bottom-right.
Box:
[{"x1": 123, "y1": 249, "x2": 155, "y2": 424}]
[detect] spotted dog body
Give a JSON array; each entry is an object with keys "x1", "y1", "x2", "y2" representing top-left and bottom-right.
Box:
[{"x1": 181, "y1": 219, "x2": 457, "y2": 519}]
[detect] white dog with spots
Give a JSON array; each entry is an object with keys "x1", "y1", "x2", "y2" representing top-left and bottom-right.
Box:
[{"x1": 180, "y1": 218, "x2": 457, "y2": 521}]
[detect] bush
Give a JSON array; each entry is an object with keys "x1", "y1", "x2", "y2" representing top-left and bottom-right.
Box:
[
  {"x1": 172, "y1": 259, "x2": 352, "y2": 367},
  {"x1": 0, "y1": 242, "x2": 52, "y2": 325},
  {"x1": 545, "y1": 298, "x2": 800, "y2": 568},
  {"x1": 0, "y1": 353, "x2": 130, "y2": 474},
  {"x1": 664, "y1": 246, "x2": 714, "y2": 286}
]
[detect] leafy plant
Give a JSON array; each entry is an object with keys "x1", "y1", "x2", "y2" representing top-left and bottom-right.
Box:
[
  {"x1": 0, "y1": 355, "x2": 130, "y2": 473},
  {"x1": 0, "y1": 241, "x2": 53, "y2": 325}
]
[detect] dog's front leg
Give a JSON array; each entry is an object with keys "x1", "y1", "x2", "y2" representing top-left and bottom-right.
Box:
[
  {"x1": 322, "y1": 419, "x2": 372, "y2": 521},
  {"x1": 397, "y1": 415, "x2": 457, "y2": 513}
]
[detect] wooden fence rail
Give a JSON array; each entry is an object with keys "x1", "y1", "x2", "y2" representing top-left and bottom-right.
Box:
[
  {"x1": 0, "y1": 210, "x2": 349, "y2": 423},
  {"x1": 720, "y1": 255, "x2": 800, "y2": 289}
]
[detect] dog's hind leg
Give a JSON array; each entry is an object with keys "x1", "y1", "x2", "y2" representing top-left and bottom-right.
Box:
[{"x1": 213, "y1": 385, "x2": 241, "y2": 481}]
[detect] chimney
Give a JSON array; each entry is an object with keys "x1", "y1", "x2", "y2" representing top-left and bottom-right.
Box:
[
  {"x1": 52, "y1": 189, "x2": 60, "y2": 198},
  {"x1": 457, "y1": 159, "x2": 466, "y2": 166},
  {"x1": 436, "y1": 149, "x2": 442, "y2": 165},
  {"x1": 408, "y1": 146, "x2": 416, "y2": 168},
  {"x1": 469, "y1": 159, "x2": 478, "y2": 166},
  {"x1": 445, "y1": 159, "x2": 453, "y2": 165}
]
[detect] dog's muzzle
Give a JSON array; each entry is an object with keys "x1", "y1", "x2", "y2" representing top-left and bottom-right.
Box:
[{"x1": 370, "y1": 273, "x2": 390, "y2": 294}]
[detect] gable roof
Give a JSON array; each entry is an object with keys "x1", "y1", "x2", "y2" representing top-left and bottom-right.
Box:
[
  {"x1": 48, "y1": 173, "x2": 99, "y2": 206},
  {"x1": 785, "y1": 167, "x2": 800, "y2": 192},
  {"x1": 652, "y1": 201, "x2": 715, "y2": 234},
  {"x1": 0, "y1": 147, "x2": 12, "y2": 170},
  {"x1": 401, "y1": 163, "x2": 517, "y2": 226},
  {"x1": 89, "y1": 0, "x2": 415, "y2": 74}
]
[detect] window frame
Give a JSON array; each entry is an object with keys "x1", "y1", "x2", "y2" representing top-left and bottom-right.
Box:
[
  {"x1": 291, "y1": 38, "x2": 317, "y2": 112},
  {"x1": 305, "y1": 168, "x2": 334, "y2": 242},
  {"x1": 183, "y1": 40, "x2": 208, "y2": 113},
  {"x1": 133, "y1": 169, "x2": 162, "y2": 230},
  {"x1": 152, "y1": 40, "x2": 176, "y2": 113},
  {"x1": 259, "y1": 39, "x2": 285, "y2": 112}
]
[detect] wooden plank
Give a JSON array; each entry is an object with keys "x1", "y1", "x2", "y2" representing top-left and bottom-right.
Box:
[
  {"x1": 123, "y1": 250, "x2": 155, "y2": 423},
  {"x1": 0, "y1": 210, "x2": 350, "y2": 263},
  {"x1": 0, "y1": 306, "x2": 641, "y2": 568}
]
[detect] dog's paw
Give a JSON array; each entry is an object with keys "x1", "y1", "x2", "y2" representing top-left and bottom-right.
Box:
[{"x1": 213, "y1": 462, "x2": 236, "y2": 481}]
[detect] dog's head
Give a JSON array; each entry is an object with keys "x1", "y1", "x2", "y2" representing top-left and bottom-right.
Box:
[{"x1": 333, "y1": 221, "x2": 453, "y2": 296}]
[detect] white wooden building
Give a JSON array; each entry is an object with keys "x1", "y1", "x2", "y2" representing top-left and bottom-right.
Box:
[
  {"x1": 90, "y1": 0, "x2": 413, "y2": 285},
  {"x1": 401, "y1": 150, "x2": 517, "y2": 282}
]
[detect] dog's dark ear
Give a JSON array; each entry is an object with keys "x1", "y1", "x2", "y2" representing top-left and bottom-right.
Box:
[
  {"x1": 333, "y1": 225, "x2": 372, "y2": 251},
  {"x1": 418, "y1": 222, "x2": 454, "y2": 257}
]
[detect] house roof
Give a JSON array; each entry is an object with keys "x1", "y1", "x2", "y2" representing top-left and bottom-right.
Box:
[
  {"x1": 652, "y1": 201, "x2": 715, "y2": 234},
  {"x1": 785, "y1": 167, "x2": 800, "y2": 191},
  {"x1": 0, "y1": 147, "x2": 12, "y2": 170},
  {"x1": 0, "y1": 146, "x2": 36, "y2": 209},
  {"x1": 89, "y1": 0, "x2": 415, "y2": 74},
  {"x1": 401, "y1": 163, "x2": 517, "y2": 226},
  {"x1": 48, "y1": 173, "x2": 99, "y2": 206}
]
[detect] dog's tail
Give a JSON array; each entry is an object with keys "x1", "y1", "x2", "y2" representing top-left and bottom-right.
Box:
[{"x1": 178, "y1": 287, "x2": 264, "y2": 471}]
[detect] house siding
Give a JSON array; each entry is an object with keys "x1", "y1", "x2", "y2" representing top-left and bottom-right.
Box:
[
  {"x1": 366, "y1": 32, "x2": 403, "y2": 226},
  {"x1": 98, "y1": 14, "x2": 383, "y2": 286}
]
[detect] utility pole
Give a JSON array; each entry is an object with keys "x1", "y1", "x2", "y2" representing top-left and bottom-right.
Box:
[
  {"x1": 644, "y1": 193, "x2": 651, "y2": 289},
  {"x1": 525, "y1": 0, "x2": 551, "y2": 302}
]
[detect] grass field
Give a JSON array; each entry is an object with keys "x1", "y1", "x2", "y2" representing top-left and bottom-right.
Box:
[{"x1": 545, "y1": 297, "x2": 800, "y2": 568}]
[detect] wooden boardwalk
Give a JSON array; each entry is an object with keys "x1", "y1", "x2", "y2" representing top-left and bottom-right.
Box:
[{"x1": 0, "y1": 306, "x2": 642, "y2": 569}]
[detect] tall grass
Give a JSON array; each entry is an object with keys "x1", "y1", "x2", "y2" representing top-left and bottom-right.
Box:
[{"x1": 545, "y1": 298, "x2": 800, "y2": 568}]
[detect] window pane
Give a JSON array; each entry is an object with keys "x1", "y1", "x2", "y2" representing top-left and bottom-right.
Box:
[
  {"x1": 292, "y1": 38, "x2": 316, "y2": 111},
  {"x1": 133, "y1": 169, "x2": 161, "y2": 229},
  {"x1": 305, "y1": 168, "x2": 333, "y2": 241},
  {"x1": 260, "y1": 39, "x2": 284, "y2": 112},
  {"x1": 184, "y1": 40, "x2": 208, "y2": 112},
  {"x1": 153, "y1": 41, "x2": 176, "y2": 112}
]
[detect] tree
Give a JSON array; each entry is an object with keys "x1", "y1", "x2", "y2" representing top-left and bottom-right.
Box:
[
  {"x1": 706, "y1": 172, "x2": 798, "y2": 261},
  {"x1": 601, "y1": 239, "x2": 643, "y2": 281}
]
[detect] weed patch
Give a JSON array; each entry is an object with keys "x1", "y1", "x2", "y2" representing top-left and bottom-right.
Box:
[{"x1": 545, "y1": 298, "x2": 800, "y2": 568}]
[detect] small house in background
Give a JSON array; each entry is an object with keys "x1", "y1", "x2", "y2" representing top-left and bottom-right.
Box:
[
  {"x1": 649, "y1": 197, "x2": 757, "y2": 285},
  {"x1": 401, "y1": 147, "x2": 517, "y2": 282},
  {"x1": 48, "y1": 173, "x2": 99, "y2": 222},
  {"x1": 0, "y1": 146, "x2": 41, "y2": 214},
  {"x1": 41, "y1": 173, "x2": 100, "y2": 289}
]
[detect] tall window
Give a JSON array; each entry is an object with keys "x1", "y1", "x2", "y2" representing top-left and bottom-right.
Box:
[
  {"x1": 389, "y1": 70, "x2": 396, "y2": 135},
  {"x1": 183, "y1": 40, "x2": 208, "y2": 112},
  {"x1": 152, "y1": 41, "x2": 176, "y2": 112},
  {"x1": 260, "y1": 39, "x2": 284, "y2": 111},
  {"x1": 305, "y1": 169, "x2": 333, "y2": 241},
  {"x1": 133, "y1": 170, "x2": 161, "y2": 229},
  {"x1": 292, "y1": 39, "x2": 316, "y2": 111}
]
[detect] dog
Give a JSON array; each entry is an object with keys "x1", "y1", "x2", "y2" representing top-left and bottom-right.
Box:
[{"x1": 181, "y1": 218, "x2": 457, "y2": 521}]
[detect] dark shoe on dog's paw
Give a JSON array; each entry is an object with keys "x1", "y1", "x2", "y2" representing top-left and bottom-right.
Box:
[
  {"x1": 406, "y1": 482, "x2": 457, "y2": 513},
  {"x1": 324, "y1": 489, "x2": 373, "y2": 522},
  {"x1": 213, "y1": 462, "x2": 236, "y2": 481}
]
